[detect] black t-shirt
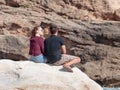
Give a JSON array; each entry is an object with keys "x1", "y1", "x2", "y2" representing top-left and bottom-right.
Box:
[{"x1": 44, "y1": 35, "x2": 64, "y2": 63}]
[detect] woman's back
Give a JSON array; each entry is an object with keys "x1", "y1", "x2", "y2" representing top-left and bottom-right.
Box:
[{"x1": 29, "y1": 36, "x2": 44, "y2": 56}]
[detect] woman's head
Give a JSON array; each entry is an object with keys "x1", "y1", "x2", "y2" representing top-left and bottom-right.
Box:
[{"x1": 31, "y1": 26, "x2": 43, "y2": 37}]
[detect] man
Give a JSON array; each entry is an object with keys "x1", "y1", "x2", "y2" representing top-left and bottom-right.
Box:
[{"x1": 44, "y1": 24, "x2": 81, "y2": 72}]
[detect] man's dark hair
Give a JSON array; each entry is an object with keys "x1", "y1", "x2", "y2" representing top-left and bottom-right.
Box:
[{"x1": 50, "y1": 24, "x2": 59, "y2": 34}]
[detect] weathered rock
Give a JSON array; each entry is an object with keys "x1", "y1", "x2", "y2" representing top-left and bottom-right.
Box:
[
  {"x1": 115, "y1": 9, "x2": 120, "y2": 21},
  {"x1": 0, "y1": 0, "x2": 5, "y2": 5},
  {"x1": 0, "y1": 35, "x2": 29, "y2": 60},
  {"x1": 2, "y1": 0, "x2": 120, "y2": 20},
  {"x1": 6, "y1": 0, "x2": 21, "y2": 7},
  {"x1": 40, "y1": 20, "x2": 120, "y2": 86},
  {"x1": 0, "y1": 60, "x2": 103, "y2": 90},
  {"x1": 0, "y1": 0, "x2": 120, "y2": 87}
]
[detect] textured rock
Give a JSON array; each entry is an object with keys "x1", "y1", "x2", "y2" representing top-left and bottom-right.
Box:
[
  {"x1": 1, "y1": 0, "x2": 120, "y2": 20},
  {"x1": 6, "y1": 0, "x2": 21, "y2": 7},
  {"x1": 0, "y1": 0, "x2": 5, "y2": 5},
  {"x1": 0, "y1": 35, "x2": 29, "y2": 60},
  {"x1": 115, "y1": 9, "x2": 120, "y2": 21},
  {"x1": 0, "y1": 0, "x2": 120, "y2": 87},
  {"x1": 0, "y1": 60, "x2": 102, "y2": 90},
  {"x1": 40, "y1": 20, "x2": 120, "y2": 86}
]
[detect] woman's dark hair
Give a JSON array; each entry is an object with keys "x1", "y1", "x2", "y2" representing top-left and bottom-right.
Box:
[
  {"x1": 31, "y1": 26, "x2": 40, "y2": 37},
  {"x1": 50, "y1": 24, "x2": 59, "y2": 34}
]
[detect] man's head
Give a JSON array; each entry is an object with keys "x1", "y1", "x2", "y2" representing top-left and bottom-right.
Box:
[{"x1": 50, "y1": 24, "x2": 59, "y2": 35}]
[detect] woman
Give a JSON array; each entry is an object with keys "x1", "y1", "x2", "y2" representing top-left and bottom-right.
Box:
[{"x1": 29, "y1": 26, "x2": 46, "y2": 63}]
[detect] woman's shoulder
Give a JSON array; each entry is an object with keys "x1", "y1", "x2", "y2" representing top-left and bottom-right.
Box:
[
  {"x1": 30, "y1": 36, "x2": 41, "y2": 40},
  {"x1": 38, "y1": 37, "x2": 44, "y2": 41}
]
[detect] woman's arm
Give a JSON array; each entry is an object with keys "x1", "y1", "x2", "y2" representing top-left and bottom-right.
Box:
[{"x1": 39, "y1": 38, "x2": 45, "y2": 54}]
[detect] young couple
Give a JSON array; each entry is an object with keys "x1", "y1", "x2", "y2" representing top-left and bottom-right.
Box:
[{"x1": 29, "y1": 24, "x2": 81, "y2": 72}]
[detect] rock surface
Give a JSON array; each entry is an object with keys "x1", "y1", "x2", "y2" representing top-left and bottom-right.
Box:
[
  {"x1": 0, "y1": 0, "x2": 120, "y2": 86},
  {"x1": 0, "y1": 35, "x2": 29, "y2": 60},
  {"x1": 0, "y1": 60, "x2": 102, "y2": 90}
]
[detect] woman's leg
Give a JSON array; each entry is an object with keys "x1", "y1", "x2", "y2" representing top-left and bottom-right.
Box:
[{"x1": 30, "y1": 54, "x2": 46, "y2": 63}]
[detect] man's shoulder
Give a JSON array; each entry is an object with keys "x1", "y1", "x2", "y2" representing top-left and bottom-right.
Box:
[
  {"x1": 54, "y1": 36, "x2": 63, "y2": 40},
  {"x1": 45, "y1": 35, "x2": 62, "y2": 40},
  {"x1": 45, "y1": 36, "x2": 50, "y2": 41}
]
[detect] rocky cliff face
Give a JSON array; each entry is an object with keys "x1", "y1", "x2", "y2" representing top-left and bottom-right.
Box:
[{"x1": 0, "y1": 0, "x2": 120, "y2": 86}]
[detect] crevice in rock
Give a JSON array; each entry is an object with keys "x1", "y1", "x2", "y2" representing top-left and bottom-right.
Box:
[
  {"x1": 63, "y1": 0, "x2": 71, "y2": 4},
  {"x1": 103, "y1": 78, "x2": 120, "y2": 87},
  {"x1": 0, "y1": 51, "x2": 28, "y2": 61},
  {"x1": 95, "y1": 79, "x2": 105, "y2": 87},
  {"x1": 92, "y1": 34, "x2": 120, "y2": 47},
  {"x1": 92, "y1": 76, "x2": 120, "y2": 87},
  {"x1": 79, "y1": 48, "x2": 107, "y2": 64},
  {"x1": 102, "y1": 12, "x2": 116, "y2": 21},
  {"x1": 9, "y1": 23, "x2": 22, "y2": 30},
  {"x1": 5, "y1": 0, "x2": 20, "y2": 7}
]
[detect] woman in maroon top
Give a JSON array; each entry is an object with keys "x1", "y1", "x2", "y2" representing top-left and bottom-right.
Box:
[{"x1": 29, "y1": 26, "x2": 46, "y2": 63}]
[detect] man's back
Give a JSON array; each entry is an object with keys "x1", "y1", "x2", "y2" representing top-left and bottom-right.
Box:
[{"x1": 44, "y1": 35, "x2": 64, "y2": 63}]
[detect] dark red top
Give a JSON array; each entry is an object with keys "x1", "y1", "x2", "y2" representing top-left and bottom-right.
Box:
[{"x1": 29, "y1": 36, "x2": 44, "y2": 56}]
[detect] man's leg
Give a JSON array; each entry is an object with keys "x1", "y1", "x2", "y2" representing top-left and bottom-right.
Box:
[
  {"x1": 53, "y1": 54, "x2": 81, "y2": 72},
  {"x1": 63, "y1": 57, "x2": 81, "y2": 68},
  {"x1": 62, "y1": 54, "x2": 81, "y2": 72}
]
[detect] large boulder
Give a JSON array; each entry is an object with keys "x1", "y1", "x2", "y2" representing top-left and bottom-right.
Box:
[
  {"x1": 0, "y1": 59, "x2": 103, "y2": 90},
  {"x1": 0, "y1": 0, "x2": 120, "y2": 87},
  {"x1": 0, "y1": 35, "x2": 29, "y2": 60}
]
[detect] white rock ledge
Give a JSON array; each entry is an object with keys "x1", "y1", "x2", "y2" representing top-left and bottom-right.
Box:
[{"x1": 0, "y1": 59, "x2": 103, "y2": 90}]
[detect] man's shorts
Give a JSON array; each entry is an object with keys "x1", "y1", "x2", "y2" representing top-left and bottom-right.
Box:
[{"x1": 53, "y1": 54, "x2": 79, "y2": 65}]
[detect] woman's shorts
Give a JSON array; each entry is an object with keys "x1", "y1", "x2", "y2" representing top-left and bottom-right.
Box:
[{"x1": 30, "y1": 54, "x2": 46, "y2": 63}]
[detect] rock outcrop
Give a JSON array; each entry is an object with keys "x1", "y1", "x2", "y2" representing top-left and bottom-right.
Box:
[
  {"x1": 0, "y1": 0, "x2": 120, "y2": 86},
  {"x1": 0, "y1": 35, "x2": 29, "y2": 60},
  {"x1": 0, "y1": 60, "x2": 103, "y2": 90}
]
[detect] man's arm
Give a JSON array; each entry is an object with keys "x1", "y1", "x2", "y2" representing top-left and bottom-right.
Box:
[{"x1": 61, "y1": 45, "x2": 66, "y2": 54}]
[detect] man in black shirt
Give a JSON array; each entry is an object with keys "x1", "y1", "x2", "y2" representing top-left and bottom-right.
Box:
[{"x1": 44, "y1": 24, "x2": 81, "y2": 72}]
